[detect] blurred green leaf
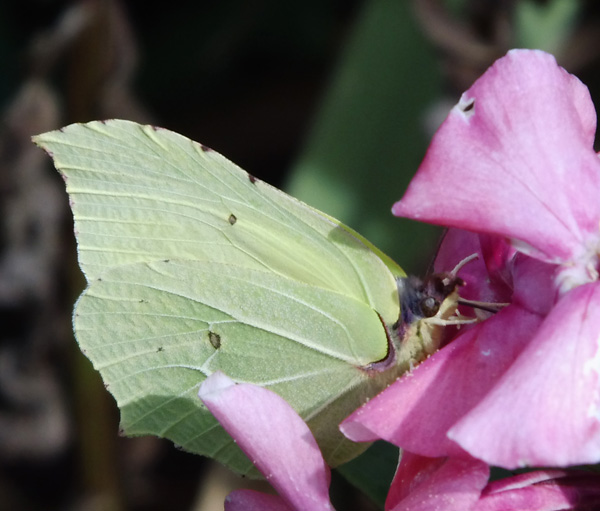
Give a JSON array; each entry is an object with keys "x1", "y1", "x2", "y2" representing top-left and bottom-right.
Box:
[
  {"x1": 336, "y1": 441, "x2": 399, "y2": 509},
  {"x1": 286, "y1": 0, "x2": 443, "y2": 274},
  {"x1": 515, "y1": 0, "x2": 580, "y2": 53}
]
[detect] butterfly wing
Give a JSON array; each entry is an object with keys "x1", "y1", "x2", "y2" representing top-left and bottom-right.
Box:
[{"x1": 34, "y1": 120, "x2": 406, "y2": 472}]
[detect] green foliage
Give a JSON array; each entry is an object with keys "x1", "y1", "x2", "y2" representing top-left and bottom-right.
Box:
[
  {"x1": 337, "y1": 441, "x2": 400, "y2": 509},
  {"x1": 515, "y1": 0, "x2": 580, "y2": 53}
]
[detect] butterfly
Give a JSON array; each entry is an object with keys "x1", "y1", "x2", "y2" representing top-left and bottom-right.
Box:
[{"x1": 34, "y1": 120, "x2": 460, "y2": 474}]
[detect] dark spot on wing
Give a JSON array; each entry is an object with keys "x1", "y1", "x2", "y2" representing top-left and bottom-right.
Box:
[
  {"x1": 200, "y1": 144, "x2": 213, "y2": 152},
  {"x1": 248, "y1": 173, "x2": 257, "y2": 184},
  {"x1": 228, "y1": 214, "x2": 237, "y2": 225},
  {"x1": 163, "y1": 259, "x2": 170, "y2": 263},
  {"x1": 157, "y1": 346, "x2": 164, "y2": 352},
  {"x1": 209, "y1": 331, "x2": 221, "y2": 349}
]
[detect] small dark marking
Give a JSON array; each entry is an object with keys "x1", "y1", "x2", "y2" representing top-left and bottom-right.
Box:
[
  {"x1": 248, "y1": 173, "x2": 257, "y2": 184},
  {"x1": 460, "y1": 98, "x2": 475, "y2": 113},
  {"x1": 97, "y1": 277, "x2": 102, "y2": 282},
  {"x1": 209, "y1": 331, "x2": 221, "y2": 349},
  {"x1": 163, "y1": 259, "x2": 170, "y2": 263},
  {"x1": 118, "y1": 428, "x2": 125, "y2": 436},
  {"x1": 200, "y1": 144, "x2": 213, "y2": 152},
  {"x1": 157, "y1": 346, "x2": 164, "y2": 352},
  {"x1": 457, "y1": 298, "x2": 503, "y2": 314},
  {"x1": 151, "y1": 125, "x2": 159, "y2": 131},
  {"x1": 228, "y1": 214, "x2": 237, "y2": 225},
  {"x1": 139, "y1": 298, "x2": 147, "y2": 303}
]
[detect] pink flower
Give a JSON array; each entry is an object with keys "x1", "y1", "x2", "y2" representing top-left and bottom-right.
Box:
[
  {"x1": 393, "y1": 50, "x2": 600, "y2": 278},
  {"x1": 474, "y1": 469, "x2": 600, "y2": 511},
  {"x1": 198, "y1": 372, "x2": 600, "y2": 511},
  {"x1": 386, "y1": 452, "x2": 600, "y2": 511},
  {"x1": 385, "y1": 452, "x2": 489, "y2": 511},
  {"x1": 342, "y1": 50, "x2": 600, "y2": 469},
  {"x1": 198, "y1": 372, "x2": 490, "y2": 511},
  {"x1": 198, "y1": 372, "x2": 335, "y2": 511}
]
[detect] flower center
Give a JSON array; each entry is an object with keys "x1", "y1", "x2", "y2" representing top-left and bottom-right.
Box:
[{"x1": 555, "y1": 241, "x2": 600, "y2": 294}]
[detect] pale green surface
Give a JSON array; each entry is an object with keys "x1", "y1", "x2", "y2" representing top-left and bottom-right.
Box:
[
  {"x1": 515, "y1": 0, "x2": 579, "y2": 55},
  {"x1": 34, "y1": 120, "x2": 415, "y2": 474}
]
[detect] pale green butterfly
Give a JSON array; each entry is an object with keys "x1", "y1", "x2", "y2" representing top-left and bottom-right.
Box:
[{"x1": 33, "y1": 120, "x2": 460, "y2": 475}]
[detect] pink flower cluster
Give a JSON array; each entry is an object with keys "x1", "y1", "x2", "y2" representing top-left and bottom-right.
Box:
[{"x1": 199, "y1": 50, "x2": 600, "y2": 510}]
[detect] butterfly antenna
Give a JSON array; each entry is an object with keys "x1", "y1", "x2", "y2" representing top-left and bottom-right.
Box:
[
  {"x1": 450, "y1": 253, "x2": 479, "y2": 276},
  {"x1": 448, "y1": 253, "x2": 510, "y2": 314},
  {"x1": 457, "y1": 298, "x2": 509, "y2": 314}
]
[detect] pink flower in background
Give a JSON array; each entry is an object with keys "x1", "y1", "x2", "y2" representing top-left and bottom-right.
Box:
[{"x1": 342, "y1": 49, "x2": 600, "y2": 469}]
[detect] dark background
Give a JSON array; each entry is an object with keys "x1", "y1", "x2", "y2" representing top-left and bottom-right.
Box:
[{"x1": 2, "y1": 1, "x2": 600, "y2": 510}]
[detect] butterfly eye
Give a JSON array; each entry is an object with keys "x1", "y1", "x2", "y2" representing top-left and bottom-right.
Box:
[{"x1": 420, "y1": 296, "x2": 440, "y2": 318}]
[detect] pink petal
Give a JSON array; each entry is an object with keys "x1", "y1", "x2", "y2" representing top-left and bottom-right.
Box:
[
  {"x1": 199, "y1": 372, "x2": 334, "y2": 511},
  {"x1": 477, "y1": 483, "x2": 579, "y2": 511},
  {"x1": 340, "y1": 307, "x2": 542, "y2": 458},
  {"x1": 450, "y1": 282, "x2": 600, "y2": 468},
  {"x1": 225, "y1": 490, "x2": 293, "y2": 511},
  {"x1": 475, "y1": 470, "x2": 600, "y2": 511},
  {"x1": 393, "y1": 49, "x2": 600, "y2": 263},
  {"x1": 510, "y1": 253, "x2": 558, "y2": 316},
  {"x1": 483, "y1": 470, "x2": 568, "y2": 494},
  {"x1": 386, "y1": 453, "x2": 489, "y2": 511}
]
